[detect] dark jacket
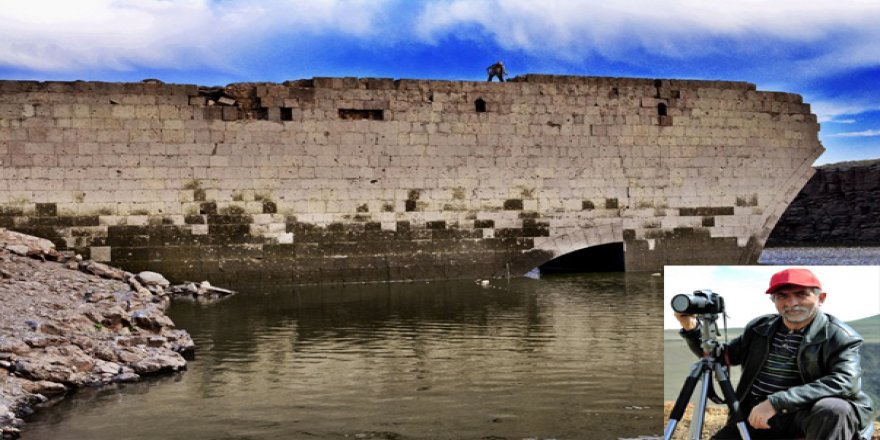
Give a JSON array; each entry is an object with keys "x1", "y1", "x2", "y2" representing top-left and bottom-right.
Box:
[{"x1": 681, "y1": 310, "x2": 874, "y2": 431}]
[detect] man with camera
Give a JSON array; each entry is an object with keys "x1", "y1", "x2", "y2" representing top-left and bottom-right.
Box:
[{"x1": 674, "y1": 268, "x2": 873, "y2": 439}]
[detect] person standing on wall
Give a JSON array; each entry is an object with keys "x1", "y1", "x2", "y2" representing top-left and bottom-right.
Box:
[{"x1": 486, "y1": 61, "x2": 508, "y2": 82}]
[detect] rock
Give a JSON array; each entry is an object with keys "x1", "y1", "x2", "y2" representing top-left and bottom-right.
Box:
[
  {"x1": 49, "y1": 345, "x2": 95, "y2": 373},
  {"x1": 100, "y1": 306, "x2": 130, "y2": 328},
  {"x1": 3, "y1": 246, "x2": 28, "y2": 257},
  {"x1": 0, "y1": 230, "x2": 57, "y2": 259},
  {"x1": 0, "y1": 338, "x2": 30, "y2": 355},
  {"x1": 22, "y1": 336, "x2": 66, "y2": 349},
  {"x1": 90, "y1": 344, "x2": 117, "y2": 362},
  {"x1": 136, "y1": 271, "x2": 169, "y2": 287},
  {"x1": 0, "y1": 230, "x2": 196, "y2": 436},
  {"x1": 127, "y1": 278, "x2": 150, "y2": 297},
  {"x1": 21, "y1": 381, "x2": 66, "y2": 397},
  {"x1": 94, "y1": 360, "x2": 121, "y2": 375},
  {"x1": 115, "y1": 336, "x2": 148, "y2": 348},
  {"x1": 116, "y1": 348, "x2": 145, "y2": 364},
  {"x1": 112, "y1": 372, "x2": 140, "y2": 383},
  {"x1": 37, "y1": 322, "x2": 66, "y2": 336},
  {"x1": 13, "y1": 359, "x2": 73, "y2": 383},
  {"x1": 78, "y1": 261, "x2": 125, "y2": 281},
  {"x1": 85, "y1": 291, "x2": 115, "y2": 303},
  {"x1": 131, "y1": 352, "x2": 186, "y2": 375},
  {"x1": 2, "y1": 426, "x2": 21, "y2": 439},
  {"x1": 147, "y1": 336, "x2": 167, "y2": 348},
  {"x1": 131, "y1": 310, "x2": 174, "y2": 331}
]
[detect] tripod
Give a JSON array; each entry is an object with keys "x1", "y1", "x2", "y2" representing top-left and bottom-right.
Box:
[{"x1": 664, "y1": 313, "x2": 751, "y2": 440}]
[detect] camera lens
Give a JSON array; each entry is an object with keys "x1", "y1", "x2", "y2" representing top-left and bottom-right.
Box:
[
  {"x1": 671, "y1": 294, "x2": 694, "y2": 313},
  {"x1": 671, "y1": 291, "x2": 722, "y2": 314}
]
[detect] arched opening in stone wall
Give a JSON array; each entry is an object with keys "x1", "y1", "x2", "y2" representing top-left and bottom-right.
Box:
[
  {"x1": 475, "y1": 98, "x2": 487, "y2": 113},
  {"x1": 657, "y1": 102, "x2": 668, "y2": 116},
  {"x1": 538, "y1": 242, "x2": 625, "y2": 273}
]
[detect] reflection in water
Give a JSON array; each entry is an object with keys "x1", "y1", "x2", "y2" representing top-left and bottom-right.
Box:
[{"x1": 25, "y1": 273, "x2": 663, "y2": 439}]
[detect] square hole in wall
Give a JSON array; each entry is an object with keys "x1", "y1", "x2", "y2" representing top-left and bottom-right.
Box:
[{"x1": 281, "y1": 107, "x2": 293, "y2": 121}]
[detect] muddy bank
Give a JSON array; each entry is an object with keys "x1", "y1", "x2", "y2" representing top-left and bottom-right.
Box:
[{"x1": 0, "y1": 229, "x2": 194, "y2": 438}]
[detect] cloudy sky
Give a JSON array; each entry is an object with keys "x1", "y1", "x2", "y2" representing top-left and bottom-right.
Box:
[
  {"x1": 663, "y1": 266, "x2": 880, "y2": 328},
  {"x1": 1, "y1": 0, "x2": 878, "y2": 164}
]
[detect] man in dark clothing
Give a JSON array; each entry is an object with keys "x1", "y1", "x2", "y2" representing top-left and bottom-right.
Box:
[
  {"x1": 675, "y1": 268, "x2": 874, "y2": 440},
  {"x1": 486, "y1": 61, "x2": 508, "y2": 82}
]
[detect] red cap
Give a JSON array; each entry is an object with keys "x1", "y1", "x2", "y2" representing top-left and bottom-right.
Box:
[{"x1": 766, "y1": 268, "x2": 823, "y2": 294}]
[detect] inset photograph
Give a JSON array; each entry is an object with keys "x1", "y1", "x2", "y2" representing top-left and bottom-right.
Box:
[{"x1": 663, "y1": 266, "x2": 880, "y2": 440}]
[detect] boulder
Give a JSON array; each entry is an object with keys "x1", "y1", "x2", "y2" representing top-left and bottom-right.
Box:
[
  {"x1": 0, "y1": 339, "x2": 30, "y2": 355},
  {"x1": 3, "y1": 246, "x2": 28, "y2": 257},
  {"x1": 131, "y1": 310, "x2": 175, "y2": 331},
  {"x1": 78, "y1": 261, "x2": 125, "y2": 281},
  {"x1": 112, "y1": 372, "x2": 140, "y2": 383},
  {"x1": 21, "y1": 381, "x2": 66, "y2": 397},
  {"x1": 131, "y1": 352, "x2": 186, "y2": 375},
  {"x1": 136, "y1": 271, "x2": 169, "y2": 287},
  {"x1": 0, "y1": 229, "x2": 60, "y2": 260},
  {"x1": 94, "y1": 360, "x2": 121, "y2": 376}
]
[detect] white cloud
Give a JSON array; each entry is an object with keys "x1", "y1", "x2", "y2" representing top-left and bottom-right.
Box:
[
  {"x1": 833, "y1": 129, "x2": 880, "y2": 137},
  {"x1": 415, "y1": 0, "x2": 880, "y2": 67},
  {"x1": 0, "y1": 0, "x2": 390, "y2": 72},
  {"x1": 812, "y1": 100, "x2": 880, "y2": 123},
  {"x1": 3, "y1": 0, "x2": 880, "y2": 81}
]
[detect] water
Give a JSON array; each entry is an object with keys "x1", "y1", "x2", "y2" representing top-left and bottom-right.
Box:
[
  {"x1": 25, "y1": 273, "x2": 664, "y2": 439},
  {"x1": 759, "y1": 246, "x2": 880, "y2": 265}
]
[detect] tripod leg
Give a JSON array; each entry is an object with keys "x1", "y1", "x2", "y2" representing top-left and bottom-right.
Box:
[
  {"x1": 665, "y1": 361, "x2": 705, "y2": 440},
  {"x1": 713, "y1": 363, "x2": 752, "y2": 440},
  {"x1": 690, "y1": 368, "x2": 713, "y2": 440}
]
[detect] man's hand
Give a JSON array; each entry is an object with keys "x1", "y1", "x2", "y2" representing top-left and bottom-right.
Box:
[
  {"x1": 748, "y1": 400, "x2": 777, "y2": 429},
  {"x1": 674, "y1": 312, "x2": 698, "y2": 331}
]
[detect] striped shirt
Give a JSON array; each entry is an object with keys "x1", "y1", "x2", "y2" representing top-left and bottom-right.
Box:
[{"x1": 749, "y1": 327, "x2": 805, "y2": 403}]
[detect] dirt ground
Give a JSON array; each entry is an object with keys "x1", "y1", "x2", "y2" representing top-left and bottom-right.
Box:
[{"x1": 663, "y1": 401, "x2": 880, "y2": 440}]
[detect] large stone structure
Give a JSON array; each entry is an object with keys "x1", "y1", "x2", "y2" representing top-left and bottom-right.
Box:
[
  {"x1": 0, "y1": 75, "x2": 823, "y2": 284},
  {"x1": 768, "y1": 159, "x2": 880, "y2": 245}
]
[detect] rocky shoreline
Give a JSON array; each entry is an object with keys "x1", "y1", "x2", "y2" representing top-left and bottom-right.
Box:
[{"x1": 0, "y1": 229, "x2": 195, "y2": 439}]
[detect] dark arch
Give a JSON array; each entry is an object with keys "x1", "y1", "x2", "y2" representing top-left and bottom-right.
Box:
[
  {"x1": 475, "y1": 98, "x2": 487, "y2": 113},
  {"x1": 539, "y1": 242, "x2": 625, "y2": 273},
  {"x1": 657, "y1": 102, "x2": 668, "y2": 116}
]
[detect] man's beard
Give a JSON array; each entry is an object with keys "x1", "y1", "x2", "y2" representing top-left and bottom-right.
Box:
[{"x1": 782, "y1": 304, "x2": 817, "y2": 324}]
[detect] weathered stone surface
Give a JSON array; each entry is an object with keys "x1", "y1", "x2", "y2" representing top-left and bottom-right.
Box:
[
  {"x1": 768, "y1": 160, "x2": 880, "y2": 245},
  {"x1": 0, "y1": 339, "x2": 30, "y2": 355},
  {"x1": 21, "y1": 381, "x2": 66, "y2": 397},
  {"x1": 0, "y1": 76, "x2": 823, "y2": 278},
  {"x1": 0, "y1": 229, "x2": 58, "y2": 260},
  {"x1": 0, "y1": 236, "x2": 194, "y2": 434},
  {"x1": 131, "y1": 352, "x2": 186, "y2": 374},
  {"x1": 131, "y1": 310, "x2": 175, "y2": 331},
  {"x1": 136, "y1": 271, "x2": 169, "y2": 287},
  {"x1": 78, "y1": 261, "x2": 125, "y2": 281}
]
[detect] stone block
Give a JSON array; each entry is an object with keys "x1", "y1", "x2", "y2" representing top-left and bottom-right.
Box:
[{"x1": 90, "y1": 246, "x2": 112, "y2": 262}]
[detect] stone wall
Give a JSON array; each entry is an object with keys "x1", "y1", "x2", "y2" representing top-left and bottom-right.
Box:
[
  {"x1": 0, "y1": 75, "x2": 823, "y2": 283},
  {"x1": 767, "y1": 160, "x2": 880, "y2": 245}
]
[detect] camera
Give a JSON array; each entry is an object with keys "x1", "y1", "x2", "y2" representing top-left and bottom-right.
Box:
[{"x1": 671, "y1": 289, "x2": 725, "y2": 315}]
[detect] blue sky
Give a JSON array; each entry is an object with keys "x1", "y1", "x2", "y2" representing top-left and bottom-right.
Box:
[
  {"x1": 663, "y1": 266, "x2": 880, "y2": 328},
  {"x1": 1, "y1": 0, "x2": 878, "y2": 164}
]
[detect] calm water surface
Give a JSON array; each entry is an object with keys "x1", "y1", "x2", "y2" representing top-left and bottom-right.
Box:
[
  {"x1": 759, "y1": 246, "x2": 880, "y2": 265},
  {"x1": 25, "y1": 273, "x2": 664, "y2": 440}
]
